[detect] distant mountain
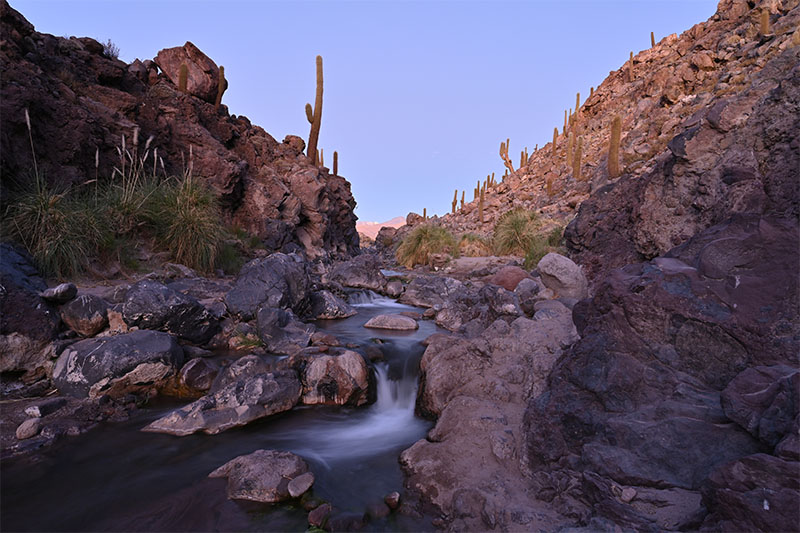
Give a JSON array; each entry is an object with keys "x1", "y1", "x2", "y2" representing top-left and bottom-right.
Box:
[{"x1": 356, "y1": 216, "x2": 405, "y2": 239}]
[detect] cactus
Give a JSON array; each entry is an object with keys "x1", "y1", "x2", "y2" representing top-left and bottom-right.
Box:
[
  {"x1": 590, "y1": 86, "x2": 594, "y2": 97},
  {"x1": 563, "y1": 110, "x2": 568, "y2": 134},
  {"x1": 627, "y1": 51, "x2": 634, "y2": 82},
  {"x1": 535, "y1": 144, "x2": 538, "y2": 152},
  {"x1": 305, "y1": 55, "x2": 324, "y2": 165},
  {"x1": 760, "y1": 9, "x2": 770, "y2": 35},
  {"x1": 178, "y1": 63, "x2": 188, "y2": 93},
  {"x1": 479, "y1": 187, "x2": 484, "y2": 224},
  {"x1": 575, "y1": 92, "x2": 580, "y2": 113},
  {"x1": 423, "y1": 208, "x2": 427, "y2": 222},
  {"x1": 460, "y1": 190, "x2": 465, "y2": 210},
  {"x1": 333, "y1": 150, "x2": 338, "y2": 175},
  {"x1": 608, "y1": 115, "x2": 622, "y2": 178},
  {"x1": 491, "y1": 172, "x2": 495, "y2": 187},
  {"x1": 651, "y1": 31, "x2": 656, "y2": 47},
  {"x1": 452, "y1": 189, "x2": 458, "y2": 214},
  {"x1": 552, "y1": 128, "x2": 558, "y2": 156},
  {"x1": 499, "y1": 140, "x2": 515, "y2": 173},
  {"x1": 214, "y1": 66, "x2": 227, "y2": 111},
  {"x1": 566, "y1": 132, "x2": 574, "y2": 164},
  {"x1": 319, "y1": 148, "x2": 324, "y2": 168},
  {"x1": 573, "y1": 136, "x2": 583, "y2": 181}
]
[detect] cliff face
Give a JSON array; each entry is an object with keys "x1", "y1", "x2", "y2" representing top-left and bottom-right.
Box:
[
  {"x1": 436, "y1": 0, "x2": 799, "y2": 278},
  {"x1": 0, "y1": 1, "x2": 359, "y2": 260}
]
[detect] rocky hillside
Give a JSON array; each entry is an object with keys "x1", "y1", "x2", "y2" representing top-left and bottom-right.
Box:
[
  {"x1": 428, "y1": 0, "x2": 798, "y2": 277},
  {"x1": 0, "y1": 0, "x2": 358, "y2": 260}
]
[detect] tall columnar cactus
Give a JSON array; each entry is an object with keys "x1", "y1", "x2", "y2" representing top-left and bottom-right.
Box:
[
  {"x1": 563, "y1": 110, "x2": 568, "y2": 134},
  {"x1": 575, "y1": 92, "x2": 580, "y2": 114},
  {"x1": 760, "y1": 8, "x2": 770, "y2": 35},
  {"x1": 608, "y1": 114, "x2": 622, "y2": 178},
  {"x1": 566, "y1": 132, "x2": 574, "y2": 164},
  {"x1": 460, "y1": 190, "x2": 465, "y2": 210},
  {"x1": 552, "y1": 127, "x2": 558, "y2": 156},
  {"x1": 627, "y1": 51, "x2": 634, "y2": 82},
  {"x1": 491, "y1": 172, "x2": 495, "y2": 186},
  {"x1": 178, "y1": 63, "x2": 188, "y2": 93},
  {"x1": 479, "y1": 187, "x2": 484, "y2": 224},
  {"x1": 499, "y1": 140, "x2": 515, "y2": 173},
  {"x1": 214, "y1": 66, "x2": 227, "y2": 111},
  {"x1": 590, "y1": 86, "x2": 594, "y2": 97},
  {"x1": 452, "y1": 189, "x2": 458, "y2": 214},
  {"x1": 319, "y1": 148, "x2": 324, "y2": 167},
  {"x1": 423, "y1": 208, "x2": 427, "y2": 222},
  {"x1": 573, "y1": 136, "x2": 583, "y2": 181},
  {"x1": 333, "y1": 151, "x2": 338, "y2": 175},
  {"x1": 305, "y1": 55, "x2": 324, "y2": 165},
  {"x1": 651, "y1": 31, "x2": 656, "y2": 47}
]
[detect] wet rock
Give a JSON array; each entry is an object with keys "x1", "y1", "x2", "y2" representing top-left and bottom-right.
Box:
[
  {"x1": 256, "y1": 307, "x2": 314, "y2": 355},
  {"x1": 308, "y1": 290, "x2": 356, "y2": 320},
  {"x1": 487, "y1": 265, "x2": 530, "y2": 291},
  {"x1": 308, "y1": 503, "x2": 332, "y2": 528},
  {"x1": 398, "y1": 275, "x2": 464, "y2": 308},
  {"x1": 287, "y1": 471, "x2": 315, "y2": 498},
  {"x1": 224, "y1": 254, "x2": 310, "y2": 320},
  {"x1": 363, "y1": 314, "x2": 418, "y2": 331},
  {"x1": 61, "y1": 294, "x2": 109, "y2": 336},
  {"x1": 310, "y1": 331, "x2": 341, "y2": 347},
  {"x1": 24, "y1": 397, "x2": 67, "y2": 418},
  {"x1": 384, "y1": 491, "x2": 401, "y2": 510},
  {"x1": 40, "y1": 283, "x2": 77, "y2": 304},
  {"x1": 143, "y1": 370, "x2": 301, "y2": 435},
  {"x1": 326, "y1": 253, "x2": 386, "y2": 292},
  {"x1": 53, "y1": 330, "x2": 184, "y2": 399},
  {"x1": 15, "y1": 418, "x2": 41, "y2": 440},
  {"x1": 385, "y1": 280, "x2": 403, "y2": 298},
  {"x1": 122, "y1": 280, "x2": 219, "y2": 344},
  {"x1": 290, "y1": 349, "x2": 370, "y2": 406},
  {"x1": 208, "y1": 449, "x2": 309, "y2": 502},
  {"x1": 178, "y1": 358, "x2": 219, "y2": 394},
  {"x1": 536, "y1": 253, "x2": 588, "y2": 300}
]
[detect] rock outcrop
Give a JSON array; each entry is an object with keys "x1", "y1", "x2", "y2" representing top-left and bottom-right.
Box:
[{"x1": 0, "y1": 1, "x2": 358, "y2": 259}]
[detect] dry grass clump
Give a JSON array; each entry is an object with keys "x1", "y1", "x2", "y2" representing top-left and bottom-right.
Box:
[
  {"x1": 396, "y1": 225, "x2": 458, "y2": 268},
  {"x1": 492, "y1": 208, "x2": 540, "y2": 256},
  {"x1": 458, "y1": 233, "x2": 492, "y2": 257}
]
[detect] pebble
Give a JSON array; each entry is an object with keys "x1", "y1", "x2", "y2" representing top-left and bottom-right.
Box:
[
  {"x1": 288, "y1": 472, "x2": 315, "y2": 498},
  {"x1": 15, "y1": 418, "x2": 41, "y2": 440}
]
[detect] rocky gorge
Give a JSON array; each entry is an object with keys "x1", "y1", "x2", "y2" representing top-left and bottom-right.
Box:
[{"x1": 1, "y1": 0, "x2": 799, "y2": 532}]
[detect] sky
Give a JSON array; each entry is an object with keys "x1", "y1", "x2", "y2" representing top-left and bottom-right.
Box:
[{"x1": 13, "y1": 0, "x2": 718, "y2": 223}]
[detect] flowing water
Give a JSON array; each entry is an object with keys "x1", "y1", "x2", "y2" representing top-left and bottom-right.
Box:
[{"x1": 1, "y1": 293, "x2": 436, "y2": 532}]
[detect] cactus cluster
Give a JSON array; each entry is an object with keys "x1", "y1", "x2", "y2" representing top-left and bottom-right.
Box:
[
  {"x1": 519, "y1": 148, "x2": 529, "y2": 168},
  {"x1": 305, "y1": 55, "x2": 324, "y2": 166},
  {"x1": 499, "y1": 139, "x2": 515, "y2": 173}
]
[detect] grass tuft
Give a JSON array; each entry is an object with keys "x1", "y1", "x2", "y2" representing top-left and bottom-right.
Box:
[
  {"x1": 396, "y1": 225, "x2": 458, "y2": 268},
  {"x1": 492, "y1": 208, "x2": 540, "y2": 256}
]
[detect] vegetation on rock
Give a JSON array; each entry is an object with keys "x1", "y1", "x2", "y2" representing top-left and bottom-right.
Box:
[{"x1": 396, "y1": 225, "x2": 458, "y2": 268}]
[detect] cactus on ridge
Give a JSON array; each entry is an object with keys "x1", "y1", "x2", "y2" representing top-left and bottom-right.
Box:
[
  {"x1": 305, "y1": 55, "x2": 324, "y2": 165},
  {"x1": 333, "y1": 151, "x2": 338, "y2": 175},
  {"x1": 499, "y1": 140, "x2": 515, "y2": 173},
  {"x1": 552, "y1": 127, "x2": 558, "y2": 156}
]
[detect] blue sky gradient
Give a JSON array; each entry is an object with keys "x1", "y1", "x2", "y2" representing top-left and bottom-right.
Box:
[{"x1": 13, "y1": 0, "x2": 718, "y2": 222}]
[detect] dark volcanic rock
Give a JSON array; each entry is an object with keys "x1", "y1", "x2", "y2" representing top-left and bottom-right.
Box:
[
  {"x1": 397, "y1": 274, "x2": 464, "y2": 308},
  {"x1": 61, "y1": 294, "x2": 109, "y2": 336},
  {"x1": 256, "y1": 307, "x2": 314, "y2": 355},
  {"x1": 326, "y1": 253, "x2": 387, "y2": 292},
  {"x1": 122, "y1": 280, "x2": 219, "y2": 344},
  {"x1": 307, "y1": 290, "x2": 356, "y2": 320},
  {"x1": 208, "y1": 449, "x2": 309, "y2": 503},
  {"x1": 0, "y1": 2, "x2": 358, "y2": 259},
  {"x1": 224, "y1": 253, "x2": 310, "y2": 320},
  {"x1": 52, "y1": 330, "x2": 184, "y2": 398},
  {"x1": 40, "y1": 283, "x2": 77, "y2": 304}
]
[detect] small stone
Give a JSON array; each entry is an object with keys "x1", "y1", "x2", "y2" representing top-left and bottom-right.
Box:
[
  {"x1": 288, "y1": 472, "x2": 315, "y2": 498},
  {"x1": 308, "y1": 503, "x2": 332, "y2": 528},
  {"x1": 40, "y1": 283, "x2": 77, "y2": 304},
  {"x1": 620, "y1": 487, "x2": 637, "y2": 503},
  {"x1": 384, "y1": 491, "x2": 401, "y2": 510},
  {"x1": 16, "y1": 418, "x2": 41, "y2": 440}
]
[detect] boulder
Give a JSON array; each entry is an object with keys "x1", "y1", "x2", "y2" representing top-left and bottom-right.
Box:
[
  {"x1": 143, "y1": 370, "x2": 301, "y2": 436},
  {"x1": 53, "y1": 330, "x2": 184, "y2": 398},
  {"x1": 61, "y1": 294, "x2": 109, "y2": 336},
  {"x1": 385, "y1": 280, "x2": 403, "y2": 298},
  {"x1": 307, "y1": 290, "x2": 356, "y2": 320},
  {"x1": 154, "y1": 41, "x2": 221, "y2": 103},
  {"x1": 398, "y1": 275, "x2": 464, "y2": 308},
  {"x1": 433, "y1": 284, "x2": 521, "y2": 334},
  {"x1": 488, "y1": 265, "x2": 531, "y2": 291},
  {"x1": 514, "y1": 277, "x2": 541, "y2": 316},
  {"x1": 363, "y1": 314, "x2": 418, "y2": 331},
  {"x1": 40, "y1": 282, "x2": 77, "y2": 304},
  {"x1": 208, "y1": 449, "x2": 309, "y2": 503},
  {"x1": 536, "y1": 253, "x2": 588, "y2": 300},
  {"x1": 178, "y1": 358, "x2": 220, "y2": 394},
  {"x1": 289, "y1": 349, "x2": 370, "y2": 406},
  {"x1": 256, "y1": 307, "x2": 314, "y2": 355},
  {"x1": 122, "y1": 280, "x2": 220, "y2": 344},
  {"x1": 326, "y1": 253, "x2": 386, "y2": 291},
  {"x1": 0, "y1": 243, "x2": 60, "y2": 376},
  {"x1": 224, "y1": 253, "x2": 310, "y2": 320}
]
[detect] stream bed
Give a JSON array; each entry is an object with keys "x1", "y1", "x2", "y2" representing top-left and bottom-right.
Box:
[{"x1": 1, "y1": 293, "x2": 437, "y2": 532}]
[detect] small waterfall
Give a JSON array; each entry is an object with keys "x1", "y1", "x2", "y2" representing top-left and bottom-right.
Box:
[
  {"x1": 347, "y1": 289, "x2": 404, "y2": 307},
  {"x1": 373, "y1": 363, "x2": 417, "y2": 413}
]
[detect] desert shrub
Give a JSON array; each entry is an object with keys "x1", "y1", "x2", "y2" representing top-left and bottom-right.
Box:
[
  {"x1": 3, "y1": 174, "x2": 106, "y2": 277},
  {"x1": 458, "y1": 233, "x2": 492, "y2": 257},
  {"x1": 102, "y1": 39, "x2": 120, "y2": 60},
  {"x1": 144, "y1": 175, "x2": 223, "y2": 272},
  {"x1": 493, "y1": 208, "x2": 540, "y2": 256},
  {"x1": 396, "y1": 225, "x2": 458, "y2": 268}
]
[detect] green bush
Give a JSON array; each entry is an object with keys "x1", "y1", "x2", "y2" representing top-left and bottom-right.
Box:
[
  {"x1": 492, "y1": 208, "x2": 540, "y2": 256},
  {"x1": 396, "y1": 225, "x2": 458, "y2": 268}
]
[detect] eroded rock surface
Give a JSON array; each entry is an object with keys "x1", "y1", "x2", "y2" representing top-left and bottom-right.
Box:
[{"x1": 224, "y1": 254, "x2": 310, "y2": 320}]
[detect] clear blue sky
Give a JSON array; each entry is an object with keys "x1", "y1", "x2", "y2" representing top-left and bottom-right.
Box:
[{"x1": 13, "y1": 0, "x2": 717, "y2": 223}]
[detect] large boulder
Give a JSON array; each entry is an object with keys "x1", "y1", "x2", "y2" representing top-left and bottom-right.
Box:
[
  {"x1": 224, "y1": 254, "x2": 310, "y2": 320},
  {"x1": 487, "y1": 265, "x2": 531, "y2": 291},
  {"x1": 143, "y1": 369, "x2": 301, "y2": 436},
  {"x1": 398, "y1": 275, "x2": 464, "y2": 308},
  {"x1": 61, "y1": 294, "x2": 109, "y2": 337},
  {"x1": 53, "y1": 330, "x2": 184, "y2": 398},
  {"x1": 154, "y1": 41, "x2": 221, "y2": 103},
  {"x1": 122, "y1": 280, "x2": 220, "y2": 344},
  {"x1": 0, "y1": 243, "x2": 60, "y2": 377},
  {"x1": 256, "y1": 307, "x2": 314, "y2": 355},
  {"x1": 536, "y1": 253, "x2": 588, "y2": 300},
  {"x1": 208, "y1": 449, "x2": 309, "y2": 503},
  {"x1": 288, "y1": 349, "x2": 370, "y2": 406},
  {"x1": 326, "y1": 253, "x2": 386, "y2": 292},
  {"x1": 433, "y1": 284, "x2": 522, "y2": 334},
  {"x1": 307, "y1": 290, "x2": 356, "y2": 320}
]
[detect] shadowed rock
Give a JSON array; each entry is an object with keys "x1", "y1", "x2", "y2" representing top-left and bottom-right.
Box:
[{"x1": 209, "y1": 449, "x2": 309, "y2": 503}]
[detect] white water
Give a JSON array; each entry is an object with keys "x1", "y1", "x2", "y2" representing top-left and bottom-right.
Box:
[{"x1": 348, "y1": 289, "x2": 407, "y2": 308}]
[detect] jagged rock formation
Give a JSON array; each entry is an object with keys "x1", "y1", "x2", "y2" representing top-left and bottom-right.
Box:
[{"x1": 0, "y1": 0, "x2": 358, "y2": 260}]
